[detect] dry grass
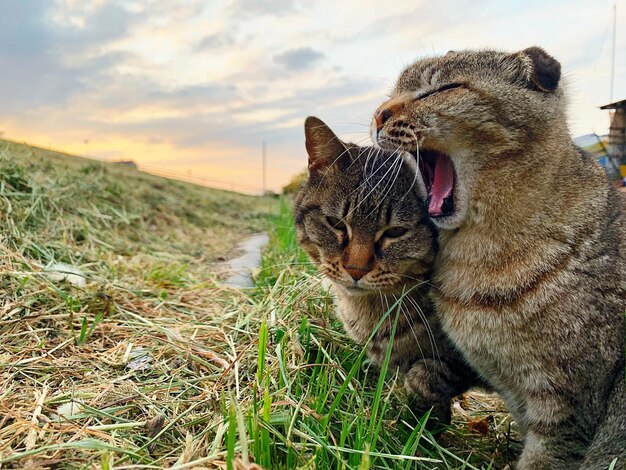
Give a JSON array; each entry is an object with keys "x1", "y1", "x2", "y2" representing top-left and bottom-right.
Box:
[
  {"x1": 0, "y1": 141, "x2": 519, "y2": 469},
  {"x1": 0, "y1": 141, "x2": 276, "y2": 468}
]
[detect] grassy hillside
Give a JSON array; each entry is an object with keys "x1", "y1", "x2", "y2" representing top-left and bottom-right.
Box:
[
  {"x1": 0, "y1": 141, "x2": 515, "y2": 469},
  {"x1": 0, "y1": 140, "x2": 273, "y2": 266},
  {"x1": 0, "y1": 141, "x2": 276, "y2": 467}
]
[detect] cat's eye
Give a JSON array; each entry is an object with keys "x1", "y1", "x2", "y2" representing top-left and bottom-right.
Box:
[
  {"x1": 416, "y1": 82, "x2": 464, "y2": 101},
  {"x1": 326, "y1": 216, "x2": 347, "y2": 231},
  {"x1": 382, "y1": 227, "x2": 408, "y2": 239}
]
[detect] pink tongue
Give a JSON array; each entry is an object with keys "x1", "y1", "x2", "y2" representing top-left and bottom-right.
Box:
[{"x1": 428, "y1": 153, "x2": 454, "y2": 216}]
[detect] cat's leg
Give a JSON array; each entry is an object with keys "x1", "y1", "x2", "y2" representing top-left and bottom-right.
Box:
[
  {"x1": 515, "y1": 395, "x2": 589, "y2": 470},
  {"x1": 579, "y1": 378, "x2": 626, "y2": 470},
  {"x1": 499, "y1": 390, "x2": 528, "y2": 435},
  {"x1": 404, "y1": 358, "x2": 479, "y2": 428},
  {"x1": 516, "y1": 428, "x2": 586, "y2": 470},
  {"x1": 405, "y1": 358, "x2": 459, "y2": 402},
  {"x1": 404, "y1": 359, "x2": 455, "y2": 428},
  {"x1": 405, "y1": 357, "x2": 482, "y2": 400}
]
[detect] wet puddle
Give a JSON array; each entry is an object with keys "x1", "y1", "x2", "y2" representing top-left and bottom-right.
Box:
[{"x1": 222, "y1": 233, "x2": 269, "y2": 288}]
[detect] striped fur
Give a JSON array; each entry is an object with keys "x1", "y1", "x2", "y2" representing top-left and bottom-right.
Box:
[
  {"x1": 373, "y1": 47, "x2": 626, "y2": 469},
  {"x1": 294, "y1": 117, "x2": 481, "y2": 426}
]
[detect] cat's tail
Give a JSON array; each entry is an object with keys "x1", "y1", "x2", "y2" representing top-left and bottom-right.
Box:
[{"x1": 580, "y1": 375, "x2": 626, "y2": 469}]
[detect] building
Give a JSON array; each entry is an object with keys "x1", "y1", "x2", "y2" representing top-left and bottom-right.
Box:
[{"x1": 600, "y1": 98, "x2": 626, "y2": 181}]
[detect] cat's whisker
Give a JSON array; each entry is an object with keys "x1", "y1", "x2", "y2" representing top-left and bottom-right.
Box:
[
  {"x1": 357, "y1": 145, "x2": 379, "y2": 194},
  {"x1": 394, "y1": 273, "x2": 437, "y2": 290},
  {"x1": 392, "y1": 292, "x2": 430, "y2": 371},
  {"x1": 366, "y1": 154, "x2": 397, "y2": 217},
  {"x1": 347, "y1": 148, "x2": 406, "y2": 218},
  {"x1": 367, "y1": 154, "x2": 405, "y2": 218},
  {"x1": 358, "y1": 143, "x2": 395, "y2": 192},
  {"x1": 380, "y1": 289, "x2": 394, "y2": 343},
  {"x1": 344, "y1": 137, "x2": 376, "y2": 173},
  {"x1": 394, "y1": 296, "x2": 434, "y2": 370},
  {"x1": 404, "y1": 293, "x2": 441, "y2": 365},
  {"x1": 367, "y1": 150, "x2": 407, "y2": 217}
]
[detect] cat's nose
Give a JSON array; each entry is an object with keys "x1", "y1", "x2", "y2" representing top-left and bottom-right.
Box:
[
  {"x1": 374, "y1": 107, "x2": 393, "y2": 130},
  {"x1": 344, "y1": 265, "x2": 372, "y2": 281},
  {"x1": 343, "y1": 242, "x2": 375, "y2": 281}
]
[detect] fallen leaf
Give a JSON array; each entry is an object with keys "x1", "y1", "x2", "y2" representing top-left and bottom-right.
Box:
[{"x1": 468, "y1": 416, "x2": 490, "y2": 435}]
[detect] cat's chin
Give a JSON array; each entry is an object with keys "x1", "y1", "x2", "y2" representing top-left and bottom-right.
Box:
[
  {"x1": 336, "y1": 284, "x2": 374, "y2": 297},
  {"x1": 334, "y1": 282, "x2": 407, "y2": 297},
  {"x1": 331, "y1": 282, "x2": 388, "y2": 297}
]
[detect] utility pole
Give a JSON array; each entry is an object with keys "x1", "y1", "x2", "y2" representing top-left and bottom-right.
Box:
[
  {"x1": 610, "y1": 3, "x2": 616, "y2": 102},
  {"x1": 262, "y1": 141, "x2": 267, "y2": 195}
]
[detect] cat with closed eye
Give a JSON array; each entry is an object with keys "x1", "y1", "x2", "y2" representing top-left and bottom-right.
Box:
[
  {"x1": 294, "y1": 116, "x2": 481, "y2": 425},
  {"x1": 372, "y1": 46, "x2": 625, "y2": 469}
]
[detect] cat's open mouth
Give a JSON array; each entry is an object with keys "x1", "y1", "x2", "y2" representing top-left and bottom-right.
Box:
[{"x1": 414, "y1": 150, "x2": 456, "y2": 218}]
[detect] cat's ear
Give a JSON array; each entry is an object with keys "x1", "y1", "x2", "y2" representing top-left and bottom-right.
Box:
[
  {"x1": 304, "y1": 116, "x2": 349, "y2": 176},
  {"x1": 518, "y1": 46, "x2": 561, "y2": 92}
]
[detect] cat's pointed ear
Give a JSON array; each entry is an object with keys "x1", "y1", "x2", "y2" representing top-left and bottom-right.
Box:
[
  {"x1": 304, "y1": 116, "x2": 349, "y2": 176},
  {"x1": 518, "y1": 46, "x2": 561, "y2": 92}
]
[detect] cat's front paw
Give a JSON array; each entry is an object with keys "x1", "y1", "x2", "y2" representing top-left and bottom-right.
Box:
[
  {"x1": 404, "y1": 359, "x2": 455, "y2": 402},
  {"x1": 404, "y1": 359, "x2": 456, "y2": 430},
  {"x1": 405, "y1": 395, "x2": 452, "y2": 432}
]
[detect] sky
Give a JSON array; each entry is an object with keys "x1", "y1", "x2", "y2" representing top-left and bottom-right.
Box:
[{"x1": 0, "y1": 0, "x2": 624, "y2": 193}]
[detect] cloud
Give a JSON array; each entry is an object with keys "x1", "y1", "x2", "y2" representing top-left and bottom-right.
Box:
[
  {"x1": 0, "y1": 0, "x2": 49, "y2": 57},
  {"x1": 196, "y1": 32, "x2": 237, "y2": 52},
  {"x1": 274, "y1": 47, "x2": 325, "y2": 71},
  {"x1": 0, "y1": 1, "x2": 147, "y2": 112},
  {"x1": 0, "y1": 0, "x2": 624, "y2": 192},
  {"x1": 228, "y1": 0, "x2": 299, "y2": 17},
  {"x1": 0, "y1": 3, "x2": 77, "y2": 110}
]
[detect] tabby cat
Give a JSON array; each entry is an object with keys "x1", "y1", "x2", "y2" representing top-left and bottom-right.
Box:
[
  {"x1": 294, "y1": 116, "x2": 480, "y2": 424},
  {"x1": 372, "y1": 47, "x2": 626, "y2": 469}
]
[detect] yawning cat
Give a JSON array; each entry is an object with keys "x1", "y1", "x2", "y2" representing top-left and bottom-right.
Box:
[{"x1": 373, "y1": 46, "x2": 626, "y2": 469}]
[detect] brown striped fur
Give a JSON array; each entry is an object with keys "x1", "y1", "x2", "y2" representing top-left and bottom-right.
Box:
[
  {"x1": 373, "y1": 47, "x2": 626, "y2": 469},
  {"x1": 294, "y1": 117, "x2": 481, "y2": 426}
]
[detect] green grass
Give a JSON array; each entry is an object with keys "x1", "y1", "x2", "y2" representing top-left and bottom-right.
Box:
[
  {"x1": 0, "y1": 141, "x2": 515, "y2": 468},
  {"x1": 236, "y1": 200, "x2": 515, "y2": 469}
]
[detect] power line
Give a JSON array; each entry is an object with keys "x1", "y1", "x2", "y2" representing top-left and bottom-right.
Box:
[
  {"x1": 137, "y1": 163, "x2": 263, "y2": 193},
  {"x1": 138, "y1": 162, "x2": 261, "y2": 188}
]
